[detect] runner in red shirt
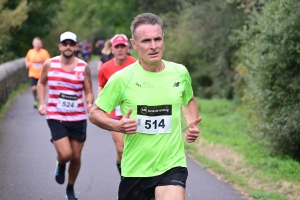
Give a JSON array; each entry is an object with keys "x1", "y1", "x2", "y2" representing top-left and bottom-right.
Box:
[{"x1": 98, "y1": 34, "x2": 136, "y2": 176}]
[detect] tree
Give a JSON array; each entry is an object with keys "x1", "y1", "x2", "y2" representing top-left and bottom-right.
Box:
[
  {"x1": 7, "y1": 0, "x2": 61, "y2": 58},
  {"x1": 163, "y1": 0, "x2": 247, "y2": 99},
  {"x1": 236, "y1": 0, "x2": 300, "y2": 160},
  {"x1": 0, "y1": 0, "x2": 28, "y2": 63},
  {"x1": 48, "y1": 0, "x2": 181, "y2": 55}
]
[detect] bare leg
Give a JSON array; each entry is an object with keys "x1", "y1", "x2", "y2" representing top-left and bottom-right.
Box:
[
  {"x1": 32, "y1": 85, "x2": 38, "y2": 100},
  {"x1": 155, "y1": 185, "x2": 185, "y2": 200},
  {"x1": 53, "y1": 137, "x2": 72, "y2": 164},
  {"x1": 110, "y1": 131, "x2": 124, "y2": 162},
  {"x1": 110, "y1": 131, "x2": 124, "y2": 175},
  {"x1": 68, "y1": 138, "x2": 84, "y2": 184}
]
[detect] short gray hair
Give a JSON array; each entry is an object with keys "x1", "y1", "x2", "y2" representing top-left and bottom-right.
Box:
[{"x1": 130, "y1": 13, "x2": 163, "y2": 39}]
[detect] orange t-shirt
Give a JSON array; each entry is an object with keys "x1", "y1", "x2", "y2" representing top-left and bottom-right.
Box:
[
  {"x1": 98, "y1": 55, "x2": 137, "y2": 119},
  {"x1": 26, "y1": 48, "x2": 50, "y2": 79}
]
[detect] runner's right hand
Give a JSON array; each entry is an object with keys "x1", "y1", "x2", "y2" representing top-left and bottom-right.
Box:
[
  {"x1": 118, "y1": 108, "x2": 137, "y2": 134},
  {"x1": 38, "y1": 104, "x2": 46, "y2": 115}
]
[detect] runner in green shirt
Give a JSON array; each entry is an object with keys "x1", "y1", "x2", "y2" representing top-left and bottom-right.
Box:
[{"x1": 89, "y1": 12, "x2": 202, "y2": 200}]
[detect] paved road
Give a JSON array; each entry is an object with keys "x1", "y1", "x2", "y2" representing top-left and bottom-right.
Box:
[{"x1": 0, "y1": 60, "x2": 247, "y2": 200}]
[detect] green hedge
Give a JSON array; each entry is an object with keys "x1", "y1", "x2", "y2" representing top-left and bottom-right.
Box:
[{"x1": 236, "y1": 0, "x2": 300, "y2": 160}]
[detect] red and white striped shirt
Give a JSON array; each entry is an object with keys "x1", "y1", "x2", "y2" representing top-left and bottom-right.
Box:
[{"x1": 46, "y1": 56, "x2": 87, "y2": 121}]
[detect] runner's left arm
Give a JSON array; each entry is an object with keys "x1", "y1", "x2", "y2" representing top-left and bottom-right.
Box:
[
  {"x1": 182, "y1": 97, "x2": 198, "y2": 124},
  {"x1": 25, "y1": 51, "x2": 30, "y2": 68},
  {"x1": 84, "y1": 65, "x2": 94, "y2": 112},
  {"x1": 182, "y1": 97, "x2": 202, "y2": 143}
]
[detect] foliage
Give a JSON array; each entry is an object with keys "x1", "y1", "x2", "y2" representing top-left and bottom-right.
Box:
[
  {"x1": 7, "y1": 0, "x2": 61, "y2": 58},
  {"x1": 46, "y1": 0, "x2": 181, "y2": 56},
  {"x1": 0, "y1": 0, "x2": 28, "y2": 63},
  {"x1": 236, "y1": 0, "x2": 300, "y2": 160},
  {"x1": 188, "y1": 98, "x2": 300, "y2": 199},
  {"x1": 0, "y1": 82, "x2": 29, "y2": 120},
  {"x1": 162, "y1": 0, "x2": 247, "y2": 99}
]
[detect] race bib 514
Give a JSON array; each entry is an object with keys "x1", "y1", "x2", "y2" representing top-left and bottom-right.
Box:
[{"x1": 137, "y1": 105, "x2": 172, "y2": 134}]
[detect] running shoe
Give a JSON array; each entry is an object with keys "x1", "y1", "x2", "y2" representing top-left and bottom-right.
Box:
[
  {"x1": 55, "y1": 161, "x2": 65, "y2": 184},
  {"x1": 33, "y1": 99, "x2": 39, "y2": 109},
  {"x1": 66, "y1": 190, "x2": 78, "y2": 200}
]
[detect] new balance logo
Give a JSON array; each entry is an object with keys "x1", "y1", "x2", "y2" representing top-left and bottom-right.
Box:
[
  {"x1": 173, "y1": 82, "x2": 180, "y2": 87},
  {"x1": 136, "y1": 82, "x2": 141, "y2": 87}
]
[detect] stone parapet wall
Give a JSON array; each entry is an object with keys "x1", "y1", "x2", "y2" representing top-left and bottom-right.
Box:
[{"x1": 0, "y1": 58, "x2": 29, "y2": 107}]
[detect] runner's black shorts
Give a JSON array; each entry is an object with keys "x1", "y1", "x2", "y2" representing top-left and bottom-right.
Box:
[
  {"x1": 47, "y1": 119, "x2": 87, "y2": 142},
  {"x1": 118, "y1": 167, "x2": 188, "y2": 200},
  {"x1": 30, "y1": 77, "x2": 39, "y2": 86}
]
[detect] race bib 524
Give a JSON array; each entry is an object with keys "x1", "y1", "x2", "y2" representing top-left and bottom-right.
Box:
[{"x1": 57, "y1": 93, "x2": 78, "y2": 111}]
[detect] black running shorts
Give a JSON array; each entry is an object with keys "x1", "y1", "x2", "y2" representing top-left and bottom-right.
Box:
[
  {"x1": 118, "y1": 167, "x2": 188, "y2": 200},
  {"x1": 30, "y1": 77, "x2": 39, "y2": 86},
  {"x1": 47, "y1": 119, "x2": 87, "y2": 142}
]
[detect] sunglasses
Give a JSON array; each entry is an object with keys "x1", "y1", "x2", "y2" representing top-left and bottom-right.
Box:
[{"x1": 61, "y1": 41, "x2": 76, "y2": 47}]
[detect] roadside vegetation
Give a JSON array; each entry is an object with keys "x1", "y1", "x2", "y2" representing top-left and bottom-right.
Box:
[
  {"x1": 184, "y1": 99, "x2": 300, "y2": 199},
  {"x1": 0, "y1": 82, "x2": 29, "y2": 120}
]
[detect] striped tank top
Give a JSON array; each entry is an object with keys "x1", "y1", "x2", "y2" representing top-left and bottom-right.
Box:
[{"x1": 46, "y1": 56, "x2": 87, "y2": 121}]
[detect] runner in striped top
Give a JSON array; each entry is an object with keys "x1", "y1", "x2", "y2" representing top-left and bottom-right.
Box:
[
  {"x1": 46, "y1": 56, "x2": 87, "y2": 121},
  {"x1": 37, "y1": 31, "x2": 94, "y2": 200}
]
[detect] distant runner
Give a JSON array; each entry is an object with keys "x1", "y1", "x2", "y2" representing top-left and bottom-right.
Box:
[
  {"x1": 25, "y1": 37, "x2": 50, "y2": 108},
  {"x1": 97, "y1": 40, "x2": 114, "y2": 72},
  {"x1": 81, "y1": 39, "x2": 92, "y2": 63}
]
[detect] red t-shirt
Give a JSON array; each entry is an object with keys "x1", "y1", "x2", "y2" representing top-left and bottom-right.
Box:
[{"x1": 98, "y1": 55, "x2": 137, "y2": 119}]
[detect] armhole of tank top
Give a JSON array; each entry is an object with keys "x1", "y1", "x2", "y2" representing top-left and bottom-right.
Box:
[
  {"x1": 76, "y1": 58, "x2": 80, "y2": 66},
  {"x1": 49, "y1": 58, "x2": 54, "y2": 69}
]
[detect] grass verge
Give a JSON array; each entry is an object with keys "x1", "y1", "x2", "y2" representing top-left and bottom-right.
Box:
[
  {"x1": 185, "y1": 98, "x2": 300, "y2": 200},
  {"x1": 90, "y1": 54, "x2": 100, "y2": 61},
  {"x1": 0, "y1": 82, "x2": 30, "y2": 120}
]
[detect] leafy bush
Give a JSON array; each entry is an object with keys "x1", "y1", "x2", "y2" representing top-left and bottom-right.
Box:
[
  {"x1": 236, "y1": 0, "x2": 300, "y2": 160},
  {"x1": 8, "y1": 0, "x2": 61, "y2": 58},
  {"x1": 0, "y1": 0, "x2": 28, "y2": 64},
  {"x1": 163, "y1": 0, "x2": 246, "y2": 99}
]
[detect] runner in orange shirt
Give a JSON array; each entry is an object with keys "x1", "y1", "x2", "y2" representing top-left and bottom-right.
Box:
[
  {"x1": 98, "y1": 34, "x2": 137, "y2": 176},
  {"x1": 25, "y1": 37, "x2": 50, "y2": 108}
]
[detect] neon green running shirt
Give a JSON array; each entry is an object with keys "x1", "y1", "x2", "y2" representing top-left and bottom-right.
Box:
[{"x1": 95, "y1": 60, "x2": 193, "y2": 177}]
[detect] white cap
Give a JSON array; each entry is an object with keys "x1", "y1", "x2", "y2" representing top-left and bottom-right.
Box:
[{"x1": 60, "y1": 31, "x2": 77, "y2": 43}]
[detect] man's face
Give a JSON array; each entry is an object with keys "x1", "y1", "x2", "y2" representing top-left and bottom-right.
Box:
[
  {"x1": 130, "y1": 24, "x2": 164, "y2": 66},
  {"x1": 59, "y1": 40, "x2": 77, "y2": 58},
  {"x1": 112, "y1": 44, "x2": 128, "y2": 61},
  {"x1": 33, "y1": 39, "x2": 42, "y2": 50}
]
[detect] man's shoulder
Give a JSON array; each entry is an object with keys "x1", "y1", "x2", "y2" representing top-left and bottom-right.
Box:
[
  {"x1": 40, "y1": 48, "x2": 50, "y2": 54},
  {"x1": 26, "y1": 49, "x2": 34, "y2": 55},
  {"x1": 164, "y1": 60, "x2": 187, "y2": 71},
  {"x1": 44, "y1": 56, "x2": 58, "y2": 65},
  {"x1": 76, "y1": 58, "x2": 88, "y2": 66},
  {"x1": 113, "y1": 62, "x2": 136, "y2": 78},
  {"x1": 49, "y1": 56, "x2": 59, "y2": 62},
  {"x1": 101, "y1": 59, "x2": 115, "y2": 69}
]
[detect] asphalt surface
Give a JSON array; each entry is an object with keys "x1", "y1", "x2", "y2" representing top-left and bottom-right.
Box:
[{"x1": 0, "y1": 60, "x2": 248, "y2": 200}]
